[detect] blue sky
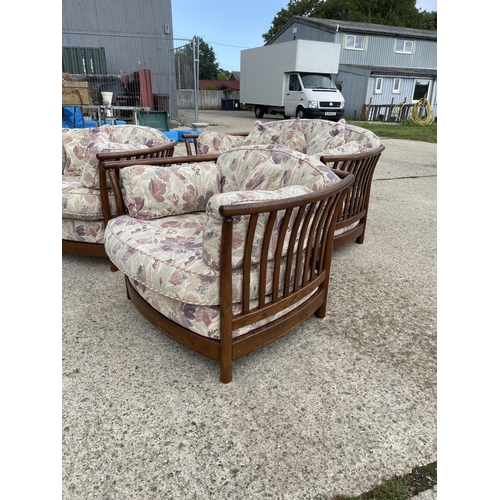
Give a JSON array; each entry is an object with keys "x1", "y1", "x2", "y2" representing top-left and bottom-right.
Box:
[{"x1": 171, "y1": 0, "x2": 437, "y2": 73}]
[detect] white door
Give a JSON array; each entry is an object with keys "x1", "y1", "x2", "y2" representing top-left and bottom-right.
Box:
[{"x1": 284, "y1": 74, "x2": 303, "y2": 117}]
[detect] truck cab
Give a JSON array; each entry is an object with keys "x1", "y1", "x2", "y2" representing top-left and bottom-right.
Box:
[{"x1": 284, "y1": 72, "x2": 344, "y2": 121}]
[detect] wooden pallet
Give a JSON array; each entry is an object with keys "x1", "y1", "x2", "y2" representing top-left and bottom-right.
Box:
[{"x1": 62, "y1": 81, "x2": 91, "y2": 106}]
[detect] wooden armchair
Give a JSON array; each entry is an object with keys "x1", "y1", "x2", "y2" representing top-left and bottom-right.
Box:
[
  {"x1": 100, "y1": 144, "x2": 355, "y2": 382},
  {"x1": 62, "y1": 125, "x2": 177, "y2": 258}
]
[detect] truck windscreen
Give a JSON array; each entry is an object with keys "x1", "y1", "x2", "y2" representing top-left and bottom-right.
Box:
[{"x1": 299, "y1": 73, "x2": 337, "y2": 90}]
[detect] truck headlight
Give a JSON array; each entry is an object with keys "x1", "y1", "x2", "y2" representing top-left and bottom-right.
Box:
[
  {"x1": 308, "y1": 101, "x2": 318, "y2": 109},
  {"x1": 340, "y1": 101, "x2": 345, "y2": 109}
]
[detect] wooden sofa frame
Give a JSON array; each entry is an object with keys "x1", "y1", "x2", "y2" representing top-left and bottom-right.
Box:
[
  {"x1": 320, "y1": 145, "x2": 385, "y2": 248},
  {"x1": 62, "y1": 142, "x2": 177, "y2": 258},
  {"x1": 100, "y1": 155, "x2": 355, "y2": 382}
]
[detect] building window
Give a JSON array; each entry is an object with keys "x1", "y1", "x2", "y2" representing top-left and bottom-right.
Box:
[
  {"x1": 375, "y1": 78, "x2": 383, "y2": 94},
  {"x1": 395, "y1": 39, "x2": 414, "y2": 54},
  {"x1": 392, "y1": 78, "x2": 401, "y2": 93},
  {"x1": 345, "y1": 34, "x2": 365, "y2": 50},
  {"x1": 413, "y1": 79, "x2": 430, "y2": 102}
]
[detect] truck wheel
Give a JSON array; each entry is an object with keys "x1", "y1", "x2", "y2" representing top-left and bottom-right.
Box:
[
  {"x1": 296, "y1": 107, "x2": 305, "y2": 119},
  {"x1": 254, "y1": 106, "x2": 265, "y2": 119}
]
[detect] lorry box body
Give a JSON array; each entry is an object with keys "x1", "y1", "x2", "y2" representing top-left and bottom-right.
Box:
[{"x1": 240, "y1": 40, "x2": 345, "y2": 121}]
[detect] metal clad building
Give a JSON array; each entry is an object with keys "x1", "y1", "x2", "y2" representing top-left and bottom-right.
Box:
[
  {"x1": 62, "y1": 0, "x2": 178, "y2": 114},
  {"x1": 268, "y1": 16, "x2": 437, "y2": 119}
]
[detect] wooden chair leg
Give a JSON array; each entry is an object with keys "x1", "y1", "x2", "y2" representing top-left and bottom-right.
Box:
[
  {"x1": 315, "y1": 303, "x2": 327, "y2": 318},
  {"x1": 356, "y1": 229, "x2": 365, "y2": 244},
  {"x1": 125, "y1": 276, "x2": 131, "y2": 300},
  {"x1": 220, "y1": 358, "x2": 233, "y2": 383}
]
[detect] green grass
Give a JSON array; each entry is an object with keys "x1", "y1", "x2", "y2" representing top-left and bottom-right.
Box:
[
  {"x1": 331, "y1": 461, "x2": 437, "y2": 500},
  {"x1": 348, "y1": 119, "x2": 437, "y2": 143}
]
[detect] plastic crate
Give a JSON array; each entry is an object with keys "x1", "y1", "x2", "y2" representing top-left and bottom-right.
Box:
[{"x1": 137, "y1": 110, "x2": 170, "y2": 131}]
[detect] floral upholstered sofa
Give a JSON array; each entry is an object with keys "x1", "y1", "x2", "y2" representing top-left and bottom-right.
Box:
[
  {"x1": 62, "y1": 124, "x2": 176, "y2": 257},
  {"x1": 183, "y1": 118, "x2": 385, "y2": 249},
  {"x1": 183, "y1": 118, "x2": 381, "y2": 157},
  {"x1": 102, "y1": 144, "x2": 355, "y2": 382}
]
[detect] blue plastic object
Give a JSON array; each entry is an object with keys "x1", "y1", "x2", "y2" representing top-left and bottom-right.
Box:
[
  {"x1": 163, "y1": 131, "x2": 178, "y2": 141},
  {"x1": 162, "y1": 130, "x2": 202, "y2": 142},
  {"x1": 62, "y1": 106, "x2": 83, "y2": 128}
]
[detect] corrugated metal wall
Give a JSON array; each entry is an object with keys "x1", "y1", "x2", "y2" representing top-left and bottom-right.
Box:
[
  {"x1": 337, "y1": 67, "x2": 370, "y2": 120},
  {"x1": 272, "y1": 23, "x2": 436, "y2": 70},
  {"x1": 62, "y1": 47, "x2": 107, "y2": 74},
  {"x1": 62, "y1": 0, "x2": 178, "y2": 114},
  {"x1": 271, "y1": 22, "x2": 437, "y2": 120}
]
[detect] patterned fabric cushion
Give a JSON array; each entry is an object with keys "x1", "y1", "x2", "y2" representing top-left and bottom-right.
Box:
[
  {"x1": 80, "y1": 142, "x2": 150, "y2": 189},
  {"x1": 62, "y1": 218, "x2": 107, "y2": 245},
  {"x1": 62, "y1": 175, "x2": 117, "y2": 220},
  {"x1": 243, "y1": 120, "x2": 307, "y2": 152},
  {"x1": 344, "y1": 124, "x2": 381, "y2": 149},
  {"x1": 62, "y1": 125, "x2": 168, "y2": 177},
  {"x1": 202, "y1": 185, "x2": 315, "y2": 270},
  {"x1": 304, "y1": 120, "x2": 345, "y2": 155},
  {"x1": 196, "y1": 132, "x2": 247, "y2": 155},
  {"x1": 193, "y1": 119, "x2": 381, "y2": 159},
  {"x1": 109, "y1": 125, "x2": 169, "y2": 147},
  {"x1": 217, "y1": 144, "x2": 338, "y2": 193},
  {"x1": 316, "y1": 141, "x2": 372, "y2": 157},
  {"x1": 301, "y1": 119, "x2": 345, "y2": 144},
  {"x1": 128, "y1": 277, "x2": 315, "y2": 339},
  {"x1": 104, "y1": 210, "x2": 311, "y2": 306},
  {"x1": 121, "y1": 162, "x2": 221, "y2": 219},
  {"x1": 62, "y1": 127, "x2": 111, "y2": 176}
]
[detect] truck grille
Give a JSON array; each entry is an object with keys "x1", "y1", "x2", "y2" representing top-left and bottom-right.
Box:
[{"x1": 320, "y1": 101, "x2": 342, "y2": 108}]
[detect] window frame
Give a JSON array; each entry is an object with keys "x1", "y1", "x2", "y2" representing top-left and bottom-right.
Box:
[
  {"x1": 375, "y1": 77, "x2": 383, "y2": 94},
  {"x1": 412, "y1": 79, "x2": 430, "y2": 103},
  {"x1": 392, "y1": 78, "x2": 402, "y2": 94},
  {"x1": 395, "y1": 39, "x2": 414, "y2": 54},
  {"x1": 345, "y1": 34, "x2": 366, "y2": 51}
]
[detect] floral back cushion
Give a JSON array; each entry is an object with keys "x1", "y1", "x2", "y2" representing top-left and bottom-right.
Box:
[
  {"x1": 344, "y1": 124, "x2": 381, "y2": 149},
  {"x1": 196, "y1": 132, "x2": 247, "y2": 155},
  {"x1": 109, "y1": 125, "x2": 169, "y2": 148},
  {"x1": 217, "y1": 144, "x2": 338, "y2": 193},
  {"x1": 300, "y1": 119, "x2": 345, "y2": 144},
  {"x1": 304, "y1": 120, "x2": 346, "y2": 155},
  {"x1": 121, "y1": 162, "x2": 221, "y2": 219},
  {"x1": 243, "y1": 120, "x2": 307, "y2": 152},
  {"x1": 62, "y1": 126, "x2": 112, "y2": 176},
  {"x1": 79, "y1": 142, "x2": 150, "y2": 189}
]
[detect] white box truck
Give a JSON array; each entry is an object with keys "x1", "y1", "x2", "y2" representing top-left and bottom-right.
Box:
[{"x1": 240, "y1": 39, "x2": 345, "y2": 121}]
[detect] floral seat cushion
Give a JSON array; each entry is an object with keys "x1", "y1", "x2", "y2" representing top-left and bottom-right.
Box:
[
  {"x1": 62, "y1": 175, "x2": 117, "y2": 220},
  {"x1": 62, "y1": 218, "x2": 107, "y2": 245},
  {"x1": 104, "y1": 186, "x2": 314, "y2": 306},
  {"x1": 128, "y1": 277, "x2": 314, "y2": 339}
]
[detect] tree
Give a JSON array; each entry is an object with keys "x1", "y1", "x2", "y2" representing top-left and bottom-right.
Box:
[
  {"x1": 198, "y1": 38, "x2": 220, "y2": 80},
  {"x1": 174, "y1": 37, "x2": 221, "y2": 88},
  {"x1": 217, "y1": 69, "x2": 231, "y2": 80},
  {"x1": 263, "y1": 0, "x2": 317, "y2": 42},
  {"x1": 262, "y1": 0, "x2": 436, "y2": 42}
]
